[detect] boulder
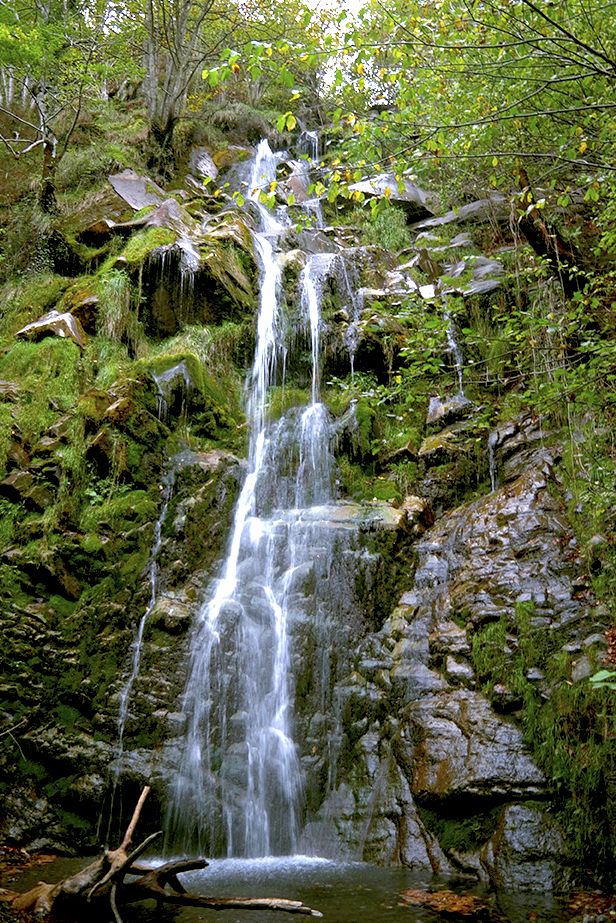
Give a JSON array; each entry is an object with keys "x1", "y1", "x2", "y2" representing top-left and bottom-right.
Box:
[
  {"x1": 426, "y1": 393, "x2": 474, "y2": 427},
  {"x1": 188, "y1": 147, "x2": 218, "y2": 183},
  {"x1": 348, "y1": 173, "x2": 439, "y2": 221},
  {"x1": 411, "y1": 194, "x2": 508, "y2": 230},
  {"x1": 400, "y1": 690, "x2": 546, "y2": 799},
  {"x1": 481, "y1": 804, "x2": 570, "y2": 891},
  {"x1": 0, "y1": 380, "x2": 20, "y2": 401},
  {"x1": 15, "y1": 310, "x2": 87, "y2": 349},
  {"x1": 108, "y1": 169, "x2": 166, "y2": 210}
]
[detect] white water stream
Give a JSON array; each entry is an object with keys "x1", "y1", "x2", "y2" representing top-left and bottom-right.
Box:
[{"x1": 166, "y1": 141, "x2": 345, "y2": 857}]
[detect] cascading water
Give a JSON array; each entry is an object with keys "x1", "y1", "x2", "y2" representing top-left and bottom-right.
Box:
[
  {"x1": 152, "y1": 361, "x2": 192, "y2": 422},
  {"x1": 488, "y1": 430, "x2": 499, "y2": 491},
  {"x1": 113, "y1": 465, "x2": 175, "y2": 782},
  {"x1": 443, "y1": 298, "x2": 465, "y2": 395},
  {"x1": 166, "y1": 141, "x2": 346, "y2": 857}
]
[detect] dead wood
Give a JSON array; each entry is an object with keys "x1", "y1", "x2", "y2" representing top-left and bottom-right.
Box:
[{"x1": 9, "y1": 786, "x2": 322, "y2": 919}]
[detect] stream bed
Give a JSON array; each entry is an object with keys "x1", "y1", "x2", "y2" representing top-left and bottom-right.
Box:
[{"x1": 6, "y1": 855, "x2": 570, "y2": 923}]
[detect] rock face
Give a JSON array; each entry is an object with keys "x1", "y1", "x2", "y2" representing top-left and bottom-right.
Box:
[
  {"x1": 0, "y1": 140, "x2": 610, "y2": 893},
  {"x1": 481, "y1": 805, "x2": 570, "y2": 891},
  {"x1": 296, "y1": 433, "x2": 591, "y2": 888}
]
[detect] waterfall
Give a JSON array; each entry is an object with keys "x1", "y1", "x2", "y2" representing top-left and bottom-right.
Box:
[
  {"x1": 166, "y1": 140, "x2": 344, "y2": 857},
  {"x1": 443, "y1": 298, "x2": 465, "y2": 395},
  {"x1": 152, "y1": 361, "x2": 192, "y2": 422},
  {"x1": 488, "y1": 430, "x2": 499, "y2": 491},
  {"x1": 113, "y1": 465, "x2": 175, "y2": 781}
]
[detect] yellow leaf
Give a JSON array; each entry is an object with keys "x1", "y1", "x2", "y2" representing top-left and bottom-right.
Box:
[{"x1": 579, "y1": 140, "x2": 588, "y2": 154}]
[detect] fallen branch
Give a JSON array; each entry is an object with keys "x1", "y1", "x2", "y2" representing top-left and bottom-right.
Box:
[{"x1": 9, "y1": 786, "x2": 322, "y2": 919}]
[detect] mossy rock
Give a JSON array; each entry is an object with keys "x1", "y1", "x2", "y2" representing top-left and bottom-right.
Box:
[{"x1": 121, "y1": 227, "x2": 177, "y2": 265}]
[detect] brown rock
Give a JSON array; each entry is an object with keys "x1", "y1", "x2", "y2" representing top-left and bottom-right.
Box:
[
  {"x1": 0, "y1": 469, "x2": 34, "y2": 501},
  {"x1": 0, "y1": 380, "x2": 20, "y2": 402}
]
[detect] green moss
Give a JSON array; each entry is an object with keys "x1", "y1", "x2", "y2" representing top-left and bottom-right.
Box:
[
  {"x1": 470, "y1": 604, "x2": 615, "y2": 884},
  {"x1": 53, "y1": 704, "x2": 82, "y2": 729},
  {"x1": 369, "y1": 478, "x2": 401, "y2": 502},
  {"x1": 471, "y1": 617, "x2": 511, "y2": 683},
  {"x1": 0, "y1": 500, "x2": 19, "y2": 551},
  {"x1": 81, "y1": 488, "x2": 157, "y2": 533},
  {"x1": 417, "y1": 804, "x2": 501, "y2": 853},
  {"x1": 267, "y1": 386, "x2": 311, "y2": 421},
  {"x1": 94, "y1": 269, "x2": 143, "y2": 352},
  {"x1": 0, "y1": 274, "x2": 70, "y2": 338},
  {"x1": 84, "y1": 338, "x2": 133, "y2": 390},
  {"x1": 121, "y1": 227, "x2": 176, "y2": 265},
  {"x1": 138, "y1": 346, "x2": 244, "y2": 445},
  {"x1": 337, "y1": 457, "x2": 375, "y2": 501},
  {"x1": 49, "y1": 595, "x2": 78, "y2": 618},
  {"x1": 0, "y1": 339, "x2": 81, "y2": 476}
]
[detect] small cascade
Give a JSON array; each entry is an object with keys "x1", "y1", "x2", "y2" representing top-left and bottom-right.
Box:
[
  {"x1": 328, "y1": 260, "x2": 362, "y2": 378},
  {"x1": 443, "y1": 298, "x2": 465, "y2": 395},
  {"x1": 298, "y1": 129, "x2": 320, "y2": 161},
  {"x1": 299, "y1": 252, "x2": 334, "y2": 401},
  {"x1": 177, "y1": 236, "x2": 200, "y2": 300},
  {"x1": 286, "y1": 129, "x2": 325, "y2": 228},
  {"x1": 152, "y1": 361, "x2": 192, "y2": 422},
  {"x1": 488, "y1": 430, "x2": 499, "y2": 491},
  {"x1": 113, "y1": 464, "x2": 175, "y2": 781}
]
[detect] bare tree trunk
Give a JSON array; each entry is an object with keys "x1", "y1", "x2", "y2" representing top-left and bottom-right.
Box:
[{"x1": 4, "y1": 787, "x2": 322, "y2": 921}]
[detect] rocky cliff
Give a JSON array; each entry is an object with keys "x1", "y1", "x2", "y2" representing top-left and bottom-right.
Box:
[{"x1": 0, "y1": 130, "x2": 613, "y2": 892}]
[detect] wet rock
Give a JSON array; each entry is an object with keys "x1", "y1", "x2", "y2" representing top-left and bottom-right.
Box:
[
  {"x1": 108, "y1": 169, "x2": 166, "y2": 210},
  {"x1": 411, "y1": 194, "x2": 508, "y2": 230},
  {"x1": 428, "y1": 622, "x2": 471, "y2": 658},
  {"x1": 391, "y1": 662, "x2": 447, "y2": 703},
  {"x1": 22, "y1": 726, "x2": 112, "y2": 770},
  {"x1": 426, "y1": 393, "x2": 474, "y2": 427},
  {"x1": 424, "y1": 463, "x2": 585, "y2": 629},
  {"x1": 1, "y1": 789, "x2": 74, "y2": 853},
  {"x1": 147, "y1": 595, "x2": 193, "y2": 634},
  {"x1": 526, "y1": 668, "x2": 545, "y2": 682},
  {"x1": 571, "y1": 655, "x2": 594, "y2": 682},
  {"x1": 188, "y1": 147, "x2": 218, "y2": 183},
  {"x1": 400, "y1": 690, "x2": 546, "y2": 799},
  {"x1": 0, "y1": 469, "x2": 34, "y2": 501},
  {"x1": 444, "y1": 655, "x2": 474, "y2": 685},
  {"x1": 418, "y1": 431, "x2": 461, "y2": 465},
  {"x1": 212, "y1": 145, "x2": 252, "y2": 171},
  {"x1": 348, "y1": 173, "x2": 439, "y2": 221},
  {"x1": 23, "y1": 483, "x2": 55, "y2": 511},
  {"x1": 15, "y1": 310, "x2": 87, "y2": 350},
  {"x1": 399, "y1": 495, "x2": 435, "y2": 535},
  {"x1": 481, "y1": 804, "x2": 570, "y2": 891},
  {"x1": 68, "y1": 293, "x2": 99, "y2": 333}
]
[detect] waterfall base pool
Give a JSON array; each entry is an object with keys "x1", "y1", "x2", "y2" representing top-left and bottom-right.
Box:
[{"x1": 6, "y1": 855, "x2": 571, "y2": 923}]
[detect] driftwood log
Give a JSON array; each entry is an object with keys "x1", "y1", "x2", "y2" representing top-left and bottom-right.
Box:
[{"x1": 4, "y1": 787, "x2": 322, "y2": 920}]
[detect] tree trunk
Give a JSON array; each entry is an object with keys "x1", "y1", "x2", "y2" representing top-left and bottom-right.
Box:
[
  {"x1": 39, "y1": 139, "x2": 59, "y2": 214},
  {"x1": 516, "y1": 166, "x2": 581, "y2": 295},
  {"x1": 145, "y1": 116, "x2": 177, "y2": 182}
]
